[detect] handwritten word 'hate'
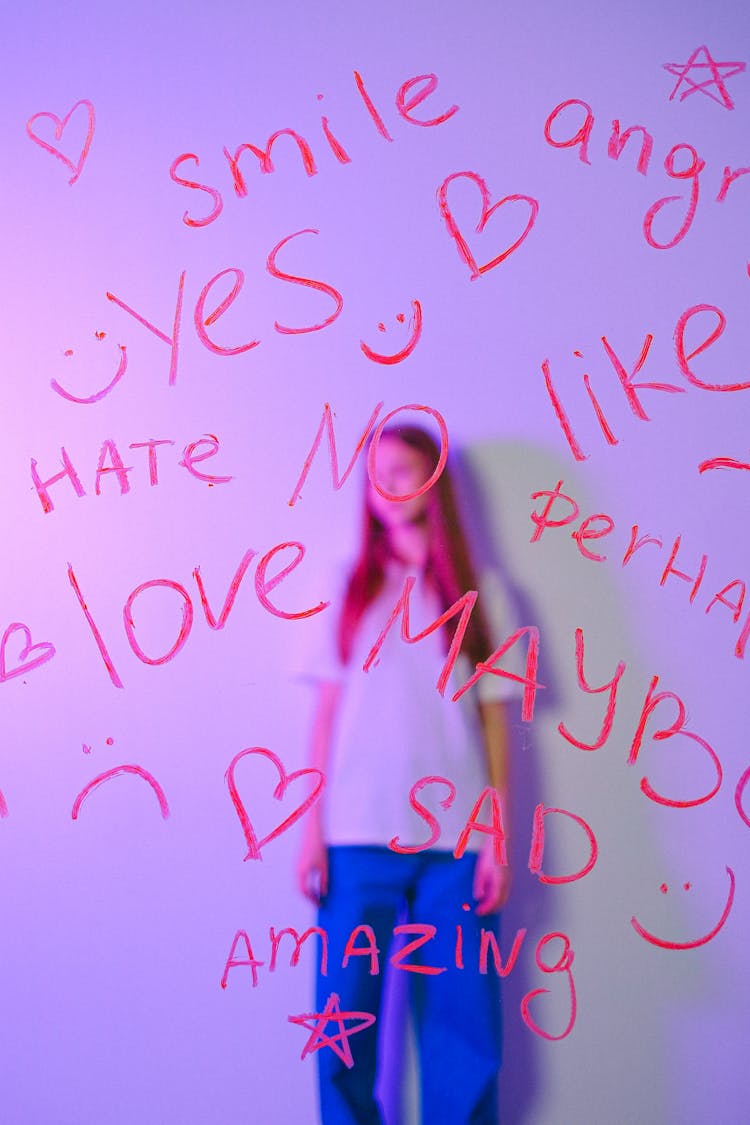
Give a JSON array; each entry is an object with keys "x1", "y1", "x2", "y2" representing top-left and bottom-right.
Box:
[{"x1": 30, "y1": 434, "x2": 230, "y2": 513}]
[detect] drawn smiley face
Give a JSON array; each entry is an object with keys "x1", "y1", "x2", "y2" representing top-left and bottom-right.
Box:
[
  {"x1": 360, "y1": 299, "x2": 423, "y2": 365},
  {"x1": 52, "y1": 332, "x2": 128, "y2": 404},
  {"x1": 630, "y1": 866, "x2": 735, "y2": 950}
]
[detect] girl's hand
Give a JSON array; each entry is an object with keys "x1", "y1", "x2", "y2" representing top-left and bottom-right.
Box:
[
  {"x1": 297, "y1": 815, "x2": 328, "y2": 903},
  {"x1": 473, "y1": 840, "x2": 512, "y2": 915}
]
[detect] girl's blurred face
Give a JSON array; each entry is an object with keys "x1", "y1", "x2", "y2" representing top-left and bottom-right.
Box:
[{"x1": 367, "y1": 435, "x2": 431, "y2": 529}]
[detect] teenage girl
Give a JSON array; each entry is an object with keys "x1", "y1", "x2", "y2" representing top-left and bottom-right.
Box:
[{"x1": 298, "y1": 424, "x2": 512, "y2": 1125}]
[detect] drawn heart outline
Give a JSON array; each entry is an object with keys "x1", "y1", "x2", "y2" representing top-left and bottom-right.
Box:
[
  {"x1": 225, "y1": 746, "x2": 325, "y2": 861},
  {"x1": 0, "y1": 622, "x2": 56, "y2": 682},
  {"x1": 437, "y1": 170, "x2": 539, "y2": 280},
  {"x1": 26, "y1": 99, "x2": 96, "y2": 185}
]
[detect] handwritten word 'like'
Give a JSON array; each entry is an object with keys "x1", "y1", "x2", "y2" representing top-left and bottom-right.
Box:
[
  {"x1": 68, "y1": 230, "x2": 425, "y2": 403},
  {"x1": 541, "y1": 304, "x2": 750, "y2": 463}
]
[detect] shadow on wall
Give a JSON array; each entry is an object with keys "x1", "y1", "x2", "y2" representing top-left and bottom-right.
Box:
[{"x1": 458, "y1": 439, "x2": 704, "y2": 1125}]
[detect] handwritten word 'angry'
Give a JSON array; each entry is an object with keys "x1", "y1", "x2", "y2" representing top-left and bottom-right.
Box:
[{"x1": 544, "y1": 96, "x2": 748, "y2": 250}]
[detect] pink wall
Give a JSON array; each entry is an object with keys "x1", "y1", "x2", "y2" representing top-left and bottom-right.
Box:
[{"x1": 1, "y1": 2, "x2": 748, "y2": 1122}]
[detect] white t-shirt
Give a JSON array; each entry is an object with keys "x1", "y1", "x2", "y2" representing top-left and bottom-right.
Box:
[{"x1": 304, "y1": 561, "x2": 517, "y2": 852}]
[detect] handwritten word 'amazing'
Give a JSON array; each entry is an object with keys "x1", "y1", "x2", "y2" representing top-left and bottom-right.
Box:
[{"x1": 223, "y1": 925, "x2": 577, "y2": 1045}]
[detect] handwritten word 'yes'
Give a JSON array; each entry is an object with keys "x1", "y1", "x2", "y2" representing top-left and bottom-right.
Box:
[{"x1": 63, "y1": 231, "x2": 424, "y2": 404}]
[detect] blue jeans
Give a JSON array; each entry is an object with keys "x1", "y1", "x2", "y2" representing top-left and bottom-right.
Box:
[{"x1": 316, "y1": 846, "x2": 502, "y2": 1124}]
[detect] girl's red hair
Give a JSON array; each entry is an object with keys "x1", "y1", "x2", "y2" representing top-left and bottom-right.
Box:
[{"x1": 338, "y1": 425, "x2": 490, "y2": 666}]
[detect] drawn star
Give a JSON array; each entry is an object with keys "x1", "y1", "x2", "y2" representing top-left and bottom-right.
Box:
[
  {"x1": 288, "y1": 992, "x2": 376, "y2": 1068},
  {"x1": 663, "y1": 45, "x2": 746, "y2": 109}
]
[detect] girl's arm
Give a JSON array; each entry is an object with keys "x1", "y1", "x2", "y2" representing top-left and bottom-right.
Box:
[
  {"x1": 297, "y1": 680, "x2": 341, "y2": 903},
  {"x1": 473, "y1": 699, "x2": 512, "y2": 915}
]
